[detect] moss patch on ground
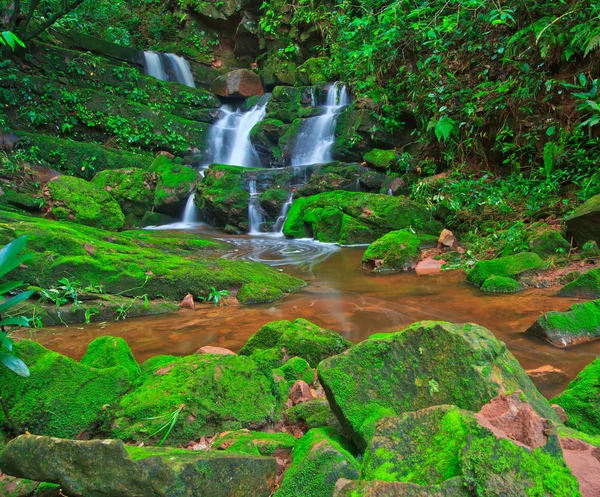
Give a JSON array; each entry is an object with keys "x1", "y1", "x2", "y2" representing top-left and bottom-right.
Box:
[{"x1": 466, "y1": 252, "x2": 546, "y2": 286}]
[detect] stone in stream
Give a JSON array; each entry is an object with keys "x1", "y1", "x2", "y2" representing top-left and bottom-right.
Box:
[
  {"x1": 566, "y1": 193, "x2": 600, "y2": 247},
  {"x1": 180, "y1": 293, "x2": 195, "y2": 309},
  {"x1": 553, "y1": 358, "x2": 600, "y2": 436},
  {"x1": 466, "y1": 252, "x2": 546, "y2": 286},
  {"x1": 358, "y1": 395, "x2": 579, "y2": 496},
  {"x1": 480, "y1": 275, "x2": 526, "y2": 293},
  {"x1": 211, "y1": 69, "x2": 265, "y2": 98},
  {"x1": 526, "y1": 365, "x2": 569, "y2": 386},
  {"x1": 195, "y1": 345, "x2": 236, "y2": 355},
  {"x1": 0, "y1": 436, "x2": 276, "y2": 497},
  {"x1": 525, "y1": 300, "x2": 600, "y2": 347},
  {"x1": 438, "y1": 228, "x2": 457, "y2": 249},
  {"x1": 361, "y1": 230, "x2": 421, "y2": 273},
  {"x1": 559, "y1": 437, "x2": 600, "y2": 497},
  {"x1": 557, "y1": 267, "x2": 600, "y2": 299},
  {"x1": 415, "y1": 257, "x2": 446, "y2": 275},
  {"x1": 317, "y1": 321, "x2": 559, "y2": 450}
]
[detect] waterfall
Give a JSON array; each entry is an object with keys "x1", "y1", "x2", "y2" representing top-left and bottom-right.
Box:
[
  {"x1": 202, "y1": 96, "x2": 270, "y2": 168},
  {"x1": 273, "y1": 193, "x2": 294, "y2": 233},
  {"x1": 144, "y1": 194, "x2": 203, "y2": 230},
  {"x1": 248, "y1": 179, "x2": 265, "y2": 234},
  {"x1": 143, "y1": 51, "x2": 195, "y2": 88}
]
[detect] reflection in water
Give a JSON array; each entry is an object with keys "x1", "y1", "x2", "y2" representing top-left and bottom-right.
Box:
[{"x1": 22, "y1": 241, "x2": 598, "y2": 399}]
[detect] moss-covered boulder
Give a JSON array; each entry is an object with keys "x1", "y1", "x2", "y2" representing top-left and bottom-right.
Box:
[
  {"x1": 361, "y1": 401, "x2": 579, "y2": 495},
  {"x1": 259, "y1": 187, "x2": 289, "y2": 219},
  {"x1": 238, "y1": 318, "x2": 352, "y2": 368},
  {"x1": 112, "y1": 353, "x2": 286, "y2": 445},
  {"x1": 0, "y1": 436, "x2": 277, "y2": 497},
  {"x1": 557, "y1": 267, "x2": 600, "y2": 299},
  {"x1": 480, "y1": 275, "x2": 526, "y2": 293},
  {"x1": 294, "y1": 58, "x2": 329, "y2": 86},
  {"x1": 553, "y1": 358, "x2": 600, "y2": 436},
  {"x1": 80, "y1": 336, "x2": 141, "y2": 381},
  {"x1": 530, "y1": 230, "x2": 571, "y2": 259},
  {"x1": 250, "y1": 119, "x2": 287, "y2": 168},
  {"x1": 317, "y1": 321, "x2": 559, "y2": 449},
  {"x1": 362, "y1": 230, "x2": 421, "y2": 273},
  {"x1": 0, "y1": 339, "x2": 136, "y2": 438},
  {"x1": 334, "y1": 478, "x2": 468, "y2": 496},
  {"x1": 295, "y1": 162, "x2": 385, "y2": 198},
  {"x1": 363, "y1": 149, "x2": 399, "y2": 172},
  {"x1": 45, "y1": 176, "x2": 124, "y2": 230},
  {"x1": 273, "y1": 428, "x2": 359, "y2": 497},
  {"x1": 566, "y1": 193, "x2": 600, "y2": 246},
  {"x1": 582, "y1": 240, "x2": 600, "y2": 258},
  {"x1": 285, "y1": 399, "x2": 344, "y2": 433},
  {"x1": 283, "y1": 191, "x2": 441, "y2": 245},
  {"x1": 466, "y1": 252, "x2": 545, "y2": 287},
  {"x1": 211, "y1": 430, "x2": 297, "y2": 456},
  {"x1": 237, "y1": 282, "x2": 285, "y2": 304},
  {"x1": 148, "y1": 156, "x2": 200, "y2": 215},
  {"x1": 92, "y1": 168, "x2": 155, "y2": 217},
  {"x1": 526, "y1": 300, "x2": 600, "y2": 347},
  {"x1": 274, "y1": 357, "x2": 314, "y2": 387},
  {"x1": 265, "y1": 86, "x2": 312, "y2": 124}
]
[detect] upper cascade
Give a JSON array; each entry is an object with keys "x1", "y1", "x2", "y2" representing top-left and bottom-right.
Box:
[{"x1": 143, "y1": 51, "x2": 196, "y2": 88}]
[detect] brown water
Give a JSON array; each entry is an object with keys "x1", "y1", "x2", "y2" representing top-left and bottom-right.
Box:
[{"x1": 21, "y1": 232, "x2": 599, "y2": 398}]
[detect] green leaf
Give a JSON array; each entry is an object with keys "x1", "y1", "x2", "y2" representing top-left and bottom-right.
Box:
[
  {"x1": 546, "y1": 126, "x2": 555, "y2": 137},
  {"x1": 0, "y1": 280, "x2": 24, "y2": 295},
  {"x1": 0, "y1": 352, "x2": 29, "y2": 377},
  {"x1": 0, "y1": 332, "x2": 13, "y2": 351},
  {"x1": 0, "y1": 290, "x2": 33, "y2": 314},
  {"x1": 434, "y1": 116, "x2": 457, "y2": 142},
  {"x1": 0, "y1": 317, "x2": 30, "y2": 328}
]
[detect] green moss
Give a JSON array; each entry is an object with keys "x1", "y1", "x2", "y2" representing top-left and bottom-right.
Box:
[
  {"x1": 92, "y1": 168, "x2": 154, "y2": 216},
  {"x1": 558, "y1": 267, "x2": 600, "y2": 298},
  {"x1": 553, "y1": 358, "x2": 600, "y2": 436},
  {"x1": 582, "y1": 240, "x2": 600, "y2": 258},
  {"x1": 480, "y1": 275, "x2": 526, "y2": 294},
  {"x1": 211, "y1": 430, "x2": 297, "y2": 455},
  {"x1": 0, "y1": 340, "x2": 132, "y2": 438},
  {"x1": 362, "y1": 230, "x2": 421, "y2": 273},
  {"x1": 466, "y1": 252, "x2": 546, "y2": 286},
  {"x1": 273, "y1": 427, "x2": 359, "y2": 497},
  {"x1": 46, "y1": 175, "x2": 125, "y2": 230},
  {"x1": 530, "y1": 230, "x2": 571, "y2": 259},
  {"x1": 295, "y1": 58, "x2": 329, "y2": 85},
  {"x1": 363, "y1": 149, "x2": 398, "y2": 171},
  {"x1": 285, "y1": 399, "x2": 344, "y2": 432},
  {"x1": 80, "y1": 336, "x2": 141, "y2": 381},
  {"x1": 259, "y1": 187, "x2": 289, "y2": 216},
  {"x1": 237, "y1": 283, "x2": 284, "y2": 304},
  {"x1": 238, "y1": 318, "x2": 352, "y2": 367},
  {"x1": 275, "y1": 357, "x2": 314, "y2": 386},
  {"x1": 147, "y1": 156, "x2": 199, "y2": 209}
]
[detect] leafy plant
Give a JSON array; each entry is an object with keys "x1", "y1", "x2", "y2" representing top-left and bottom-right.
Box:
[
  {"x1": 145, "y1": 404, "x2": 185, "y2": 446},
  {"x1": 0, "y1": 31, "x2": 25, "y2": 51},
  {"x1": 199, "y1": 287, "x2": 229, "y2": 307}
]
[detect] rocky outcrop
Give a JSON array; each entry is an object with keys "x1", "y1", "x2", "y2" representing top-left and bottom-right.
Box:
[
  {"x1": 362, "y1": 230, "x2": 421, "y2": 273},
  {"x1": 92, "y1": 168, "x2": 155, "y2": 217},
  {"x1": 466, "y1": 252, "x2": 546, "y2": 287},
  {"x1": 558, "y1": 267, "x2": 600, "y2": 299},
  {"x1": 526, "y1": 300, "x2": 600, "y2": 347},
  {"x1": 566, "y1": 194, "x2": 600, "y2": 246},
  {"x1": 0, "y1": 436, "x2": 277, "y2": 497},
  {"x1": 317, "y1": 321, "x2": 559, "y2": 449},
  {"x1": 147, "y1": 156, "x2": 201, "y2": 216},
  {"x1": 211, "y1": 69, "x2": 264, "y2": 98},
  {"x1": 334, "y1": 478, "x2": 469, "y2": 496}
]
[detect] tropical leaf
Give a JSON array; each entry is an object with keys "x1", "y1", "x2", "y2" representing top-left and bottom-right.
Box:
[
  {"x1": 0, "y1": 236, "x2": 33, "y2": 280},
  {"x1": 0, "y1": 280, "x2": 24, "y2": 295},
  {"x1": 0, "y1": 316, "x2": 30, "y2": 328},
  {"x1": 0, "y1": 290, "x2": 33, "y2": 314},
  {"x1": 0, "y1": 353, "x2": 30, "y2": 377},
  {"x1": 0, "y1": 332, "x2": 13, "y2": 351},
  {"x1": 434, "y1": 116, "x2": 458, "y2": 142}
]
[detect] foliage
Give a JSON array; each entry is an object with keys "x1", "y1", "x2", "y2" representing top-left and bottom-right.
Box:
[
  {"x1": 0, "y1": 31, "x2": 25, "y2": 51},
  {"x1": 199, "y1": 287, "x2": 229, "y2": 306}
]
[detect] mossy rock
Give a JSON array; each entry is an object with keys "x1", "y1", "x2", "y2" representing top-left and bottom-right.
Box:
[
  {"x1": 582, "y1": 240, "x2": 600, "y2": 258},
  {"x1": 480, "y1": 275, "x2": 526, "y2": 294},
  {"x1": 0, "y1": 339, "x2": 135, "y2": 438},
  {"x1": 530, "y1": 230, "x2": 571, "y2": 259},
  {"x1": 274, "y1": 357, "x2": 314, "y2": 387},
  {"x1": 526, "y1": 299, "x2": 600, "y2": 348},
  {"x1": 294, "y1": 58, "x2": 329, "y2": 86},
  {"x1": 238, "y1": 318, "x2": 352, "y2": 368},
  {"x1": 45, "y1": 176, "x2": 124, "y2": 230},
  {"x1": 80, "y1": 336, "x2": 141, "y2": 381},
  {"x1": 557, "y1": 267, "x2": 600, "y2": 299},
  {"x1": 211, "y1": 430, "x2": 297, "y2": 456},
  {"x1": 0, "y1": 436, "x2": 277, "y2": 497},
  {"x1": 361, "y1": 403, "x2": 579, "y2": 495},
  {"x1": 148, "y1": 156, "x2": 200, "y2": 214},
  {"x1": 566, "y1": 193, "x2": 600, "y2": 246},
  {"x1": 294, "y1": 162, "x2": 384, "y2": 198},
  {"x1": 363, "y1": 149, "x2": 399, "y2": 172},
  {"x1": 466, "y1": 252, "x2": 545, "y2": 287},
  {"x1": 317, "y1": 321, "x2": 559, "y2": 450},
  {"x1": 0, "y1": 187, "x2": 42, "y2": 213},
  {"x1": 250, "y1": 119, "x2": 287, "y2": 168},
  {"x1": 283, "y1": 191, "x2": 441, "y2": 244},
  {"x1": 237, "y1": 283, "x2": 285, "y2": 304},
  {"x1": 264, "y1": 86, "x2": 311, "y2": 124},
  {"x1": 92, "y1": 168, "x2": 155, "y2": 217},
  {"x1": 273, "y1": 427, "x2": 359, "y2": 497},
  {"x1": 259, "y1": 187, "x2": 289, "y2": 218},
  {"x1": 362, "y1": 230, "x2": 421, "y2": 273},
  {"x1": 553, "y1": 358, "x2": 600, "y2": 436},
  {"x1": 285, "y1": 399, "x2": 344, "y2": 433},
  {"x1": 112, "y1": 353, "x2": 286, "y2": 445},
  {"x1": 334, "y1": 478, "x2": 468, "y2": 496}
]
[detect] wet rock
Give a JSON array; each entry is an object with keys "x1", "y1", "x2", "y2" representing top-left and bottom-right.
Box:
[
  {"x1": 553, "y1": 358, "x2": 600, "y2": 436},
  {"x1": 553, "y1": 404, "x2": 568, "y2": 423},
  {"x1": 558, "y1": 267, "x2": 600, "y2": 299},
  {"x1": 289, "y1": 380, "x2": 314, "y2": 405},
  {"x1": 148, "y1": 156, "x2": 200, "y2": 216},
  {"x1": 480, "y1": 275, "x2": 526, "y2": 293},
  {"x1": 273, "y1": 428, "x2": 359, "y2": 497},
  {"x1": 238, "y1": 318, "x2": 352, "y2": 368},
  {"x1": 415, "y1": 257, "x2": 446, "y2": 276},
  {"x1": 237, "y1": 282, "x2": 284, "y2": 305},
  {"x1": 318, "y1": 321, "x2": 559, "y2": 449},
  {"x1": 438, "y1": 229, "x2": 457, "y2": 249},
  {"x1": 180, "y1": 293, "x2": 195, "y2": 309},
  {"x1": 0, "y1": 131, "x2": 18, "y2": 152},
  {"x1": 526, "y1": 365, "x2": 569, "y2": 386},
  {"x1": 530, "y1": 230, "x2": 571, "y2": 259},
  {"x1": 211, "y1": 69, "x2": 264, "y2": 98},
  {"x1": 92, "y1": 168, "x2": 155, "y2": 217},
  {"x1": 195, "y1": 346, "x2": 236, "y2": 356},
  {"x1": 525, "y1": 300, "x2": 600, "y2": 347},
  {"x1": 566, "y1": 193, "x2": 600, "y2": 246},
  {"x1": 559, "y1": 437, "x2": 600, "y2": 497},
  {"x1": 0, "y1": 436, "x2": 277, "y2": 497},
  {"x1": 334, "y1": 478, "x2": 468, "y2": 497},
  {"x1": 362, "y1": 230, "x2": 421, "y2": 273},
  {"x1": 466, "y1": 252, "x2": 545, "y2": 287}
]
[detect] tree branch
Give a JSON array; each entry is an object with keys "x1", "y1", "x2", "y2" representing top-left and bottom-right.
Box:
[
  {"x1": 8, "y1": 0, "x2": 21, "y2": 31},
  {"x1": 21, "y1": 0, "x2": 86, "y2": 42}
]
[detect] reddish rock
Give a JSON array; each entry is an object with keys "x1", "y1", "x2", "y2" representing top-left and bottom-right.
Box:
[
  {"x1": 526, "y1": 365, "x2": 568, "y2": 386},
  {"x1": 289, "y1": 380, "x2": 314, "y2": 406},
  {"x1": 210, "y1": 69, "x2": 264, "y2": 98},
  {"x1": 157, "y1": 151, "x2": 175, "y2": 159},
  {"x1": 438, "y1": 229, "x2": 457, "y2": 249},
  {"x1": 560, "y1": 437, "x2": 600, "y2": 497},
  {"x1": 82, "y1": 243, "x2": 95, "y2": 256},
  {"x1": 180, "y1": 294, "x2": 195, "y2": 309},
  {"x1": 195, "y1": 346, "x2": 236, "y2": 356},
  {"x1": 415, "y1": 257, "x2": 446, "y2": 275},
  {"x1": 552, "y1": 404, "x2": 568, "y2": 423}
]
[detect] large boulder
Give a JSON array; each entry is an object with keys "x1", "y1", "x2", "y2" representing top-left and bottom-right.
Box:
[
  {"x1": 553, "y1": 358, "x2": 600, "y2": 436},
  {"x1": 211, "y1": 69, "x2": 264, "y2": 98},
  {"x1": 360, "y1": 397, "x2": 579, "y2": 495},
  {"x1": 147, "y1": 156, "x2": 200, "y2": 216},
  {"x1": 317, "y1": 321, "x2": 559, "y2": 449},
  {"x1": 557, "y1": 267, "x2": 600, "y2": 299},
  {"x1": 44, "y1": 176, "x2": 124, "y2": 230},
  {"x1": 362, "y1": 230, "x2": 421, "y2": 273},
  {"x1": 283, "y1": 191, "x2": 441, "y2": 245},
  {"x1": 525, "y1": 300, "x2": 600, "y2": 347},
  {"x1": 249, "y1": 118, "x2": 288, "y2": 167},
  {"x1": 0, "y1": 339, "x2": 136, "y2": 438},
  {"x1": 112, "y1": 353, "x2": 287, "y2": 445},
  {"x1": 529, "y1": 230, "x2": 571, "y2": 259},
  {"x1": 295, "y1": 162, "x2": 386, "y2": 198},
  {"x1": 238, "y1": 318, "x2": 352, "y2": 368},
  {"x1": 466, "y1": 252, "x2": 545, "y2": 287},
  {"x1": 273, "y1": 428, "x2": 359, "y2": 497},
  {"x1": 0, "y1": 436, "x2": 276, "y2": 497},
  {"x1": 480, "y1": 275, "x2": 525, "y2": 293},
  {"x1": 566, "y1": 194, "x2": 600, "y2": 246},
  {"x1": 92, "y1": 168, "x2": 155, "y2": 217}
]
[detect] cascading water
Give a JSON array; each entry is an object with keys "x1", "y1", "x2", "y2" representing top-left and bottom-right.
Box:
[
  {"x1": 143, "y1": 51, "x2": 195, "y2": 88},
  {"x1": 273, "y1": 193, "x2": 294, "y2": 233},
  {"x1": 202, "y1": 96, "x2": 270, "y2": 169},
  {"x1": 248, "y1": 178, "x2": 265, "y2": 234},
  {"x1": 145, "y1": 194, "x2": 204, "y2": 230}
]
